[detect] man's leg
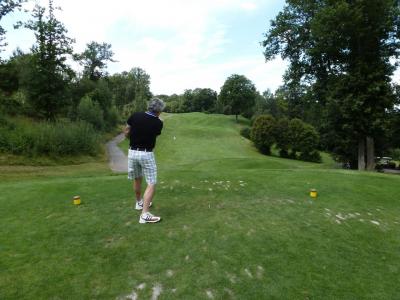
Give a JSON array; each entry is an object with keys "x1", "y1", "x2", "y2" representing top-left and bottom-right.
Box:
[
  {"x1": 142, "y1": 184, "x2": 155, "y2": 214},
  {"x1": 139, "y1": 152, "x2": 160, "y2": 223},
  {"x1": 133, "y1": 177, "x2": 142, "y2": 202}
]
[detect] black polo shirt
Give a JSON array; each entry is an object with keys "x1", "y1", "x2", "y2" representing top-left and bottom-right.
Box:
[{"x1": 127, "y1": 112, "x2": 163, "y2": 150}]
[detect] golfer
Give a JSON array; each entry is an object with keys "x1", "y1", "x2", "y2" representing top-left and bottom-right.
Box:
[{"x1": 124, "y1": 98, "x2": 165, "y2": 224}]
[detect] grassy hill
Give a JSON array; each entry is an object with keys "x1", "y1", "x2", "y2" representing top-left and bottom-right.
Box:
[{"x1": 1, "y1": 113, "x2": 399, "y2": 299}]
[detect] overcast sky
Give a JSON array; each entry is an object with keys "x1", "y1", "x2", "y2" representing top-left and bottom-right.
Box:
[{"x1": 2, "y1": 0, "x2": 398, "y2": 95}]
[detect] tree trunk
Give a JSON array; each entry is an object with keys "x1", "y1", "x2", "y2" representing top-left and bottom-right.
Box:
[
  {"x1": 366, "y1": 136, "x2": 375, "y2": 171},
  {"x1": 235, "y1": 114, "x2": 238, "y2": 122},
  {"x1": 358, "y1": 138, "x2": 366, "y2": 170}
]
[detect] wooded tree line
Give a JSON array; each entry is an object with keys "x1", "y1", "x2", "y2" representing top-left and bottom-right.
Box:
[
  {"x1": 1, "y1": 0, "x2": 399, "y2": 169},
  {"x1": 0, "y1": 0, "x2": 152, "y2": 131}
]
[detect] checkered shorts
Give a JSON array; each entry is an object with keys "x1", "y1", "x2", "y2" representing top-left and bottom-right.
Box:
[{"x1": 127, "y1": 149, "x2": 157, "y2": 184}]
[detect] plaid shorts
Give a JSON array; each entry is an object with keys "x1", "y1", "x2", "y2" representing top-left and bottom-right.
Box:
[{"x1": 127, "y1": 150, "x2": 157, "y2": 184}]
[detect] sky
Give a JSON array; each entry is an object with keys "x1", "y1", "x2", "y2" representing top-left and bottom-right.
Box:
[
  {"x1": 2, "y1": 0, "x2": 398, "y2": 95},
  {"x1": 1, "y1": 0, "x2": 288, "y2": 95}
]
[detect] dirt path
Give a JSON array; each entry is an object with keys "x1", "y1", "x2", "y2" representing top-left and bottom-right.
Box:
[{"x1": 106, "y1": 133, "x2": 128, "y2": 173}]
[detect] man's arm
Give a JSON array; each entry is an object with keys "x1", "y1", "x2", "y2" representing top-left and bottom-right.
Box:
[
  {"x1": 156, "y1": 121, "x2": 163, "y2": 136},
  {"x1": 124, "y1": 124, "x2": 131, "y2": 138}
]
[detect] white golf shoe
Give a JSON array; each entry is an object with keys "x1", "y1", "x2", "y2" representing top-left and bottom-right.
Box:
[{"x1": 139, "y1": 212, "x2": 161, "y2": 224}]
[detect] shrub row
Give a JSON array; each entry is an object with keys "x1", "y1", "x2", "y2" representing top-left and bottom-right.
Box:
[
  {"x1": 0, "y1": 118, "x2": 101, "y2": 157},
  {"x1": 249, "y1": 115, "x2": 321, "y2": 162}
]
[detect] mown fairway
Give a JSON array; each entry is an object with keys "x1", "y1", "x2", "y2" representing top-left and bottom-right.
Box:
[{"x1": 1, "y1": 113, "x2": 399, "y2": 299}]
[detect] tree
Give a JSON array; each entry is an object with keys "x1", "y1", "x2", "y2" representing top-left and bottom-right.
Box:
[
  {"x1": 263, "y1": 0, "x2": 400, "y2": 170},
  {"x1": 20, "y1": 1, "x2": 75, "y2": 120},
  {"x1": 219, "y1": 74, "x2": 257, "y2": 121},
  {"x1": 75, "y1": 41, "x2": 115, "y2": 81},
  {"x1": 0, "y1": 0, "x2": 25, "y2": 53},
  {"x1": 108, "y1": 67, "x2": 152, "y2": 116},
  {"x1": 130, "y1": 67, "x2": 151, "y2": 112},
  {"x1": 191, "y1": 88, "x2": 217, "y2": 112},
  {"x1": 253, "y1": 89, "x2": 288, "y2": 119}
]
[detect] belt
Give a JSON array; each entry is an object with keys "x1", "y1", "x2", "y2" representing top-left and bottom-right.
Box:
[{"x1": 130, "y1": 147, "x2": 153, "y2": 152}]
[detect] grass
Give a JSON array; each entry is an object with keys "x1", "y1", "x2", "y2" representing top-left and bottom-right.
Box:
[{"x1": 1, "y1": 112, "x2": 399, "y2": 299}]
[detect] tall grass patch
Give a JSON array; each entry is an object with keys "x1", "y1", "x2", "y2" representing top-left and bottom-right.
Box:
[{"x1": 0, "y1": 118, "x2": 101, "y2": 157}]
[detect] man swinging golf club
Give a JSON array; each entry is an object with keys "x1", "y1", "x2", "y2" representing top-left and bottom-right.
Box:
[{"x1": 124, "y1": 98, "x2": 165, "y2": 223}]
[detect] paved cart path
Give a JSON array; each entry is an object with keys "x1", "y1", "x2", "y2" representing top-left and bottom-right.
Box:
[{"x1": 106, "y1": 133, "x2": 128, "y2": 173}]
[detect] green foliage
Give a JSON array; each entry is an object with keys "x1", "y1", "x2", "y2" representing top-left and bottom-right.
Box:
[
  {"x1": 0, "y1": 118, "x2": 100, "y2": 156},
  {"x1": 253, "y1": 89, "x2": 288, "y2": 119},
  {"x1": 288, "y1": 118, "x2": 321, "y2": 162},
  {"x1": 297, "y1": 123, "x2": 319, "y2": 154},
  {"x1": 107, "y1": 105, "x2": 120, "y2": 128},
  {"x1": 274, "y1": 117, "x2": 290, "y2": 157},
  {"x1": 121, "y1": 102, "x2": 135, "y2": 120},
  {"x1": 389, "y1": 148, "x2": 400, "y2": 161},
  {"x1": 108, "y1": 67, "x2": 152, "y2": 113},
  {"x1": 133, "y1": 92, "x2": 148, "y2": 113},
  {"x1": 263, "y1": 0, "x2": 400, "y2": 167},
  {"x1": 191, "y1": 88, "x2": 217, "y2": 112},
  {"x1": 0, "y1": 57, "x2": 19, "y2": 93},
  {"x1": 77, "y1": 95, "x2": 104, "y2": 130},
  {"x1": 250, "y1": 114, "x2": 276, "y2": 155},
  {"x1": 74, "y1": 41, "x2": 115, "y2": 81},
  {"x1": 219, "y1": 74, "x2": 257, "y2": 121},
  {"x1": 288, "y1": 118, "x2": 305, "y2": 155},
  {"x1": 299, "y1": 150, "x2": 322, "y2": 163},
  {"x1": 163, "y1": 97, "x2": 181, "y2": 113},
  {"x1": 19, "y1": 1, "x2": 75, "y2": 120}
]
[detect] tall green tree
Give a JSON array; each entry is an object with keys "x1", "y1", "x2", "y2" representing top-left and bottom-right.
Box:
[
  {"x1": 130, "y1": 67, "x2": 151, "y2": 112},
  {"x1": 219, "y1": 74, "x2": 257, "y2": 121},
  {"x1": 109, "y1": 67, "x2": 151, "y2": 115},
  {"x1": 263, "y1": 0, "x2": 400, "y2": 170},
  {"x1": 20, "y1": 1, "x2": 75, "y2": 119},
  {"x1": 191, "y1": 88, "x2": 217, "y2": 112},
  {"x1": 75, "y1": 41, "x2": 115, "y2": 81}
]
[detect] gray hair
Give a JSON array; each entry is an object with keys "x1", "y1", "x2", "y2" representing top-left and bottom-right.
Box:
[{"x1": 147, "y1": 98, "x2": 166, "y2": 113}]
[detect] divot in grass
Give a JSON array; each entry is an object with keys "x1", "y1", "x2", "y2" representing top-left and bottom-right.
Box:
[
  {"x1": 226, "y1": 272, "x2": 237, "y2": 283},
  {"x1": 206, "y1": 290, "x2": 214, "y2": 299},
  {"x1": 119, "y1": 289, "x2": 137, "y2": 300},
  {"x1": 136, "y1": 283, "x2": 146, "y2": 290},
  {"x1": 151, "y1": 283, "x2": 162, "y2": 300},
  {"x1": 244, "y1": 268, "x2": 253, "y2": 278},
  {"x1": 256, "y1": 265, "x2": 264, "y2": 279},
  {"x1": 166, "y1": 269, "x2": 174, "y2": 277},
  {"x1": 224, "y1": 288, "x2": 235, "y2": 298}
]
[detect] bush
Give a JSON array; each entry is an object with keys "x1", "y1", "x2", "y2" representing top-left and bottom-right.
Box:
[
  {"x1": 77, "y1": 95, "x2": 104, "y2": 130},
  {"x1": 105, "y1": 105, "x2": 120, "y2": 129},
  {"x1": 298, "y1": 124, "x2": 319, "y2": 152},
  {"x1": 299, "y1": 150, "x2": 322, "y2": 163},
  {"x1": 389, "y1": 148, "x2": 400, "y2": 160},
  {"x1": 274, "y1": 118, "x2": 290, "y2": 157},
  {"x1": 250, "y1": 114, "x2": 276, "y2": 155},
  {"x1": 288, "y1": 118, "x2": 321, "y2": 162},
  {"x1": 0, "y1": 118, "x2": 101, "y2": 157},
  {"x1": 288, "y1": 118, "x2": 305, "y2": 154},
  {"x1": 240, "y1": 127, "x2": 251, "y2": 139}
]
